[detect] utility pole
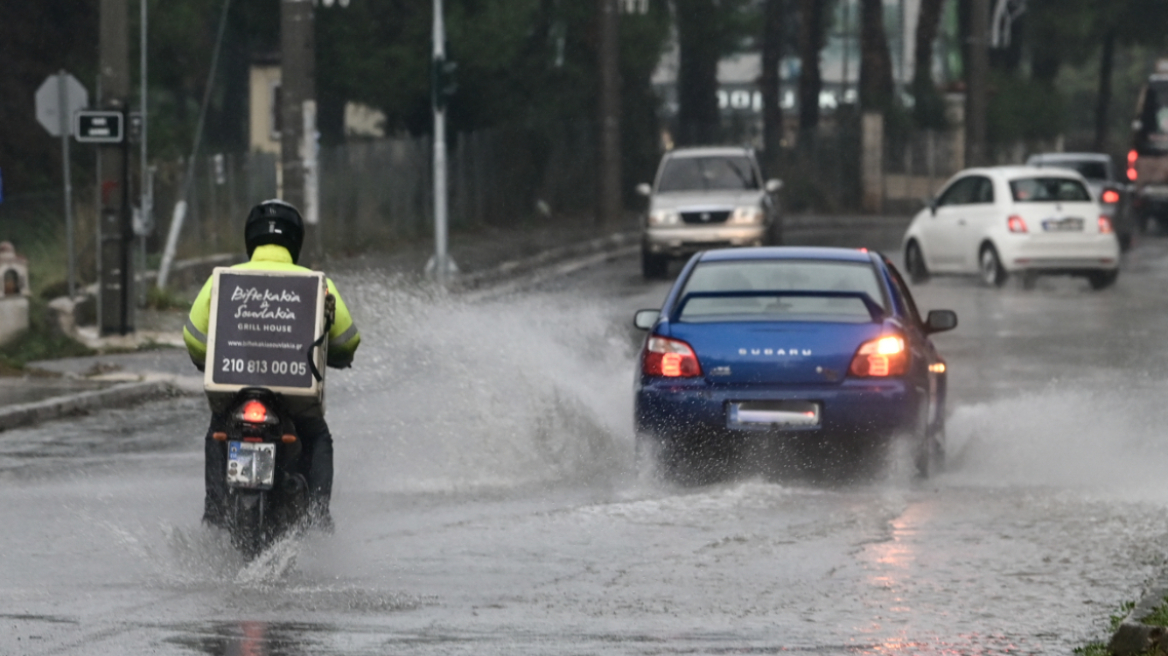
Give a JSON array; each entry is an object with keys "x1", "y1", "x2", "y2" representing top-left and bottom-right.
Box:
[
  {"x1": 597, "y1": 0, "x2": 622, "y2": 228},
  {"x1": 280, "y1": 0, "x2": 314, "y2": 213},
  {"x1": 428, "y1": 0, "x2": 457, "y2": 285},
  {"x1": 966, "y1": 0, "x2": 989, "y2": 167},
  {"x1": 99, "y1": 0, "x2": 133, "y2": 335}
]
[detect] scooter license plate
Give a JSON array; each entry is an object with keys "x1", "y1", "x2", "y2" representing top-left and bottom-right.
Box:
[{"x1": 226, "y1": 441, "x2": 276, "y2": 490}]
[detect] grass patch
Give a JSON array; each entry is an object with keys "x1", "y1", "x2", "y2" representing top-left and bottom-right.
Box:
[
  {"x1": 1140, "y1": 597, "x2": 1168, "y2": 627},
  {"x1": 1074, "y1": 600, "x2": 1137, "y2": 656},
  {"x1": 145, "y1": 286, "x2": 190, "y2": 311},
  {"x1": 0, "y1": 298, "x2": 93, "y2": 370}
]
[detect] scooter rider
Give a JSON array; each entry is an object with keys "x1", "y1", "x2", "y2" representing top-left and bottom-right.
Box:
[{"x1": 183, "y1": 199, "x2": 361, "y2": 530}]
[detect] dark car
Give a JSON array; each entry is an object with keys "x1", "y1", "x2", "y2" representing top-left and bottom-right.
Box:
[
  {"x1": 632, "y1": 247, "x2": 957, "y2": 483},
  {"x1": 1026, "y1": 152, "x2": 1134, "y2": 250}
]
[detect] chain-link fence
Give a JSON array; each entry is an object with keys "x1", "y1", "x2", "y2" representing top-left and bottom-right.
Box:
[{"x1": 150, "y1": 124, "x2": 600, "y2": 263}]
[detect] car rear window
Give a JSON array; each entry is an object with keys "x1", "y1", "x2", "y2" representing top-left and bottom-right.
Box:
[
  {"x1": 677, "y1": 260, "x2": 887, "y2": 323},
  {"x1": 657, "y1": 156, "x2": 759, "y2": 192},
  {"x1": 1009, "y1": 177, "x2": 1092, "y2": 202}
]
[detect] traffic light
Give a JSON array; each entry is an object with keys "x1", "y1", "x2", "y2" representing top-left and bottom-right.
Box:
[{"x1": 432, "y1": 56, "x2": 458, "y2": 110}]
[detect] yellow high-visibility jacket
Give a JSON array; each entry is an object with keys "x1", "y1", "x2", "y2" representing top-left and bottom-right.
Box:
[{"x1": 183, "y1": 244, "x2": 361, "y2": 369}]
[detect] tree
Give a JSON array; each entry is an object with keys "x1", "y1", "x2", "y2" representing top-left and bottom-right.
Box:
[
  {"x1": 1089, "y1": 0, "x2": 1168, "y2": 150},
  {"x1": 858, "y1": 0, "x2": 893, "y2": 113},
  {"x1": 911, "y1": 0, "x2": 946, "y2": 128},
  {"x1": 673, "y1": 0, "x2": 753, "y2": 145},
  {"x1": 797, "y1": 0, "x2": 825, "y2": 141},
  {"x1": 760, "y1": 0, "x2": 786, "y2": 166}
]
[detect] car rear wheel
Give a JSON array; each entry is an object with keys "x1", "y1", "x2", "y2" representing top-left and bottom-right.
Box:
[
  {"x1": 905, "y1": 240, "x2": 929, "y2": 284},
  {"x1": 1088, "y1": 269, "x2": 1118, "y2": 290},
  {"x1": 641, "y1": 248, "x2": 667, "y2": 279},
  {"x1": 979, "y1": 245, "x2": 1007, "y2": 287}
]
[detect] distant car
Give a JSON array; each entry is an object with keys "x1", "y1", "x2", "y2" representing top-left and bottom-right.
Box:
[
  {"x1": 632, "y1": 247, "x2": 956, "y2": 482},
  {"x1": 1025, "y1": 152, "x2": 1134, "y2": 250},
  {"x1": 636, "y1": 146, "x2": 782, "y2": 279},
  {"x1": 1128, "y1": 65, "x2": 1168, "y2": 231},
  {"x1": 902, "y1": 166, "x2": 1121, "y2": 290}
]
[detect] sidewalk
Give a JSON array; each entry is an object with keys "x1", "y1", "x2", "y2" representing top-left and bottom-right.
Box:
[{"x1": 0, "y1": 215, "x2": 641, "y2": 431}]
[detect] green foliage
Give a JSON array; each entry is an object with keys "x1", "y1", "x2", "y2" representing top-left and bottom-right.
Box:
[
  {"x1": 987, "y1": 72, "x2": 1066, "y2": 144},
  {"x1": 145, "y1": 286, "x2": 189, "y2": 311}
]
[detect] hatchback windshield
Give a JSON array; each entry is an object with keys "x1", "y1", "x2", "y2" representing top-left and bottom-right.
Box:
[
  {"x1": 657, "y1": 156, "x2": 759, "y2": 192},
  {"x1": 677, "y1": 260, "x2": 886, "y2": 323},
  {"x1": 1009, "y1": 177, "x2": 1092, "y2": 202}
]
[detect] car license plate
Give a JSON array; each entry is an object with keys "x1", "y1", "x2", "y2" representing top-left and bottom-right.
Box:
[
  {"x1": 1041, "y1": 217, "x2": 1083, "y2": 232},
  {"x1": 226, "y1": 441, "x2": 276, "y2": 489},
  {"x1": 727, "y1": 400, "x2": 820, "y2": 430}
]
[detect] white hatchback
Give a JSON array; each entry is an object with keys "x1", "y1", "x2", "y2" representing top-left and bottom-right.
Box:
[{"x1": 901, "y1": 166, "x2": 1121, "y2": 289}]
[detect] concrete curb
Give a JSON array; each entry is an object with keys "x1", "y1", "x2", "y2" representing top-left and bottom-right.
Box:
[
  {"x1": 1109, "y1": 580, "x2": 1168, "y2": 655},
  {"x1": 451, "y1": 231, "x2": 639, "y2": 292},
  {"x1": 0, "y1": 380, "x2": 177, "y2": 432}
]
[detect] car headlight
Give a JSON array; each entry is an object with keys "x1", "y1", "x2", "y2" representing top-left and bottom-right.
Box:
[
  {"x1": 728, "y1": 206, "x2": 764, "y2": 225},
  {"x1": 648, "y1": 209, "x2": 681, "y2": 226}
]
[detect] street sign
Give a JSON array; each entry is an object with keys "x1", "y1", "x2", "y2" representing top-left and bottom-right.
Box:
[
  {"x1": 35, "y1": 73, "x2": 88, "y2": 137},
  {"x1": 75, "y1": 111, "x2": 124, "y2": 143}
]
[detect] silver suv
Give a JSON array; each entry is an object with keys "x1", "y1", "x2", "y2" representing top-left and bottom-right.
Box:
[{"x1": 636, "y1": 146, "x2": 782, "y2": 278}]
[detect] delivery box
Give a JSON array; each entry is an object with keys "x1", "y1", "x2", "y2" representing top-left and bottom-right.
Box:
[{"x1": 203, "y1": 268, "x2": 329, "y2": 415}]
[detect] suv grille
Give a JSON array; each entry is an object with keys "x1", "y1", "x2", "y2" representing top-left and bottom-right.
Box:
[{"x1": 681, "y1": 210, "x2": 731, "y2": 224}]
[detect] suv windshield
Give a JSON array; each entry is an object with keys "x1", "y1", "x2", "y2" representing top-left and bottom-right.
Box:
[
  {"x1": 657, "y1": 156, "x2": 759, "y2": 192},
  {"x1": 678, "y1": 260, "x2": 886, "y2": 323},
  {"x1": 1009, "y1": 177, "x2": 1092, "y2": 202}
]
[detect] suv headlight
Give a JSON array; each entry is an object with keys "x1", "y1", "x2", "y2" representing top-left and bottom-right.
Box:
[
  {"x1": 728, "y1": 206, "x2": 764, "y2": 225},
  {"x1": 648, "y1": 209, "x2": 681, "y2": 226}
]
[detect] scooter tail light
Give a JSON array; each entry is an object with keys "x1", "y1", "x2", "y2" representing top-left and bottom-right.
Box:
[
  {"x1": 236, "y1": 400, "x2": 278, "y2": 425},
  {"x1": 642, "y1": 336, "x2": 702, "y2": 377},
  {"x1": 849, "y1": 335, "x2": 908, "y2": 377},
  {"x1": 1007, "y1": 215, "x2": 1028, "y2": 233},
  {"x1": 1098, "y1": 216, "x2": 1114, "y2": 234}
]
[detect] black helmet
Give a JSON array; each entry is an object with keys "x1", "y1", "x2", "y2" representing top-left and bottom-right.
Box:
[{"x1": 245, "y1": 199, "x2": 305, "y2": 263}]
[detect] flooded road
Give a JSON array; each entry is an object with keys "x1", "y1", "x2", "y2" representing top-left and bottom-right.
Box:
[{"x1": 5, "y1": 230, "x2": 1168, "y2": 655}]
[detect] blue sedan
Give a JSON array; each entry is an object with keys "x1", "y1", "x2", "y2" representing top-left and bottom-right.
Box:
[{"x1": 633, "y1": 247, "x2": 957, "y2": 482}]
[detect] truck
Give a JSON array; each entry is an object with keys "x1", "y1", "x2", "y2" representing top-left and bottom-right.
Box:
[{"x1": 1129, "y1": 59, "x2": 1168, "y2": 230}]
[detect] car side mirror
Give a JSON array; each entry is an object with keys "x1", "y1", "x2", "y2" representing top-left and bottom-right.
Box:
[
  {"x1": 635, "y1": 183, "x2": 652, "y2": 197},
  {"x1": 765, "y1": 179, "x2": 783, "y2": 193},
  {"x1": 924, "y1": 309, "x2": 957, "y2": 334},
  {"x1": 633, "y1": 309, "x2": 659, "y2": 330},
  {"x1": 926, "y1": 197, "x2": 938, "y2": 216}
]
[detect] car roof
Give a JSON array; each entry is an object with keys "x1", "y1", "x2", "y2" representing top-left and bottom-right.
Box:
[
  {"x1": 1027, "y1": 152, "x2": 1111, "y2": 163},
  {"x1": 665, "y1": 146, "x2": 754, "y2": 159},
  {"x1": 957, "y1": 165, "x2": 1084, "y2": 180},
  {"x1": 697, "y1": 246, "x2": 876, "y2": 265}
]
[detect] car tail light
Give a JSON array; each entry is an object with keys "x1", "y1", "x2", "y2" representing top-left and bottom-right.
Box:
[
  {"x1": 849, "y1": 335, "x2": 908, "y2": 377},
  {"x1": 642, "y1": 336, "x2": 702, "y2": 377},
  {"x1": 235, "y1": 400, "x2": 278, "y2": 425},
  {"x1": 1128, "y1": 150, "x2": 1138, "y2": 182},
  {"x1": 1101, "y1": 189, "x2": 1120, "y2": 204},
  {"x1": 1098, "y1": 216, "x2": 1114, "y2": 234},
  {"x1": 1008, "y1": 215, "x2": 1028, "y2": 233}
]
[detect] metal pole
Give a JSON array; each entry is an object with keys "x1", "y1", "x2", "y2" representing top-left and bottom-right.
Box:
[
  {"x1": 433, "y1": 0, "x2": 449, "y2": 285},
  {"x1": 140, "y1": 0, "x2": 149, "y2": 300},
  {"x1": 57, "y1": 71, "x2": 76, "y2": 299}
]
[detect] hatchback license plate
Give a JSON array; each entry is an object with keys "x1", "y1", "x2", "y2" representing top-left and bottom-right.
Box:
[
  {"x1": 227, "y1": 441, "x2": 276, "y2": 489},
  {"x1": 728, "y1": 401, "x2": 821, "y2": 430},
  {"x1": 1041, "y1": 217, "x2": 1083, "y2": 232}
]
